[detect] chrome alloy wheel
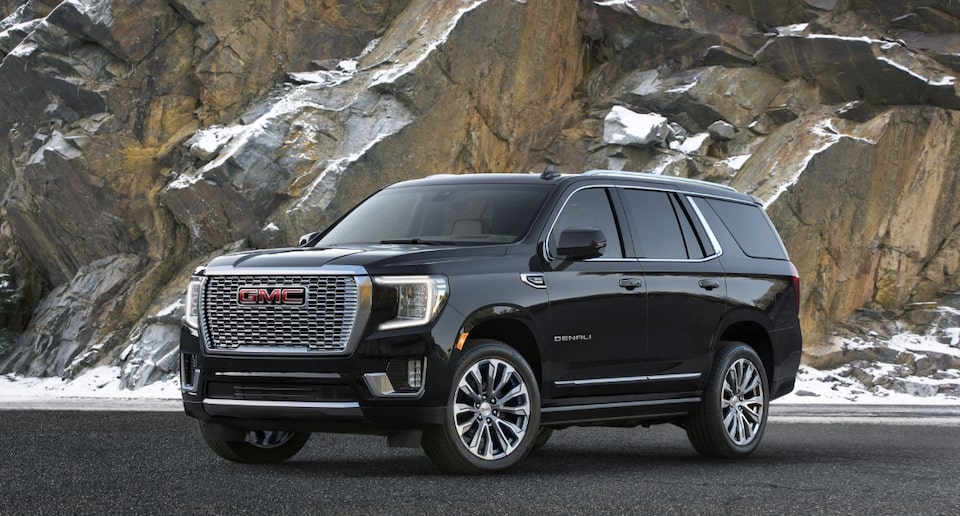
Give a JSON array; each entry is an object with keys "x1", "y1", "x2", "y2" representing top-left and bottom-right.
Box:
[
  {"x1": 721, "y1": 357, "x2": 765, "y2": 446},
  {"x1": 453, "y1": 358, "x2": 532, "y2": 460}
]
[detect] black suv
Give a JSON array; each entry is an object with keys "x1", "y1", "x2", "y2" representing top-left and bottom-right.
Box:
[{"x1": 180, "y1": 170, "x2": 802, "y2": 473}]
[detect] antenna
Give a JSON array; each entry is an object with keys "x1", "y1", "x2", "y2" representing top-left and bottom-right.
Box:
[{"x1": 540, "y1": 165, "x2": 561, "y2": 180}]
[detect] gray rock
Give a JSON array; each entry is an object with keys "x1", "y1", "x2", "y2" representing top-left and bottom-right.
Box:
[
  {"x1": 707, "y1": 120, "x2": 736, "y2": 141},
  {"x1": 0, "y1": 254, "x2": 143, "y2": 377}
]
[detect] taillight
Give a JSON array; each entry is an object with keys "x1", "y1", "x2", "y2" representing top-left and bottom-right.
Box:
[{"x1": 790, "y1": 263, "x2": 801, "y2": 310}]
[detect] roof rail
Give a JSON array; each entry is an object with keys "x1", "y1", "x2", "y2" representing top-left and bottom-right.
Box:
[{"x1": 582, "y1": 169, "x2": 739, "y2": 192}]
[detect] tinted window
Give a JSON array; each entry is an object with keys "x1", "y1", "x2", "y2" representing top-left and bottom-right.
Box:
[
  {"x1": 317, "y1": 184, "x2": 551, "y2": 246},
  {"x1": 704, "y1": 198, "x2": 787, "y2": 259},
  {"x1": 551, "y1": 188, "x2": 624, "y2": 258},
  {"x1": 620, "y1": 189, "x2": 689, "y2": 259},
  {"x1": 670, "y1": 194, "x2": 707, "y2": 260}
]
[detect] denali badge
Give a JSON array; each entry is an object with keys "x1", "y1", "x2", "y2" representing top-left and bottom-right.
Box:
[
  {"x1": 237, "y1": 286, "x2": 307, "y2": 306},
  {"x1": 554, "y1": 334, "x2": 593, "y2": 342}
]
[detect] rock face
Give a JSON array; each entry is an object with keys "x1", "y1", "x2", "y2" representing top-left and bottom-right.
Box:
[{"x1": 3, "y1": 0, "x2": 960, "y2": 384}]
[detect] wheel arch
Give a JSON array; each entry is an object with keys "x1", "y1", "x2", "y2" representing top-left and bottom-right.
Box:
[
  {"x1": 719, "y1": 319, "x2": 774, "y2": 390},
  {"x1": 461, "y1": 306, "x2": 544, "y2": 388}
]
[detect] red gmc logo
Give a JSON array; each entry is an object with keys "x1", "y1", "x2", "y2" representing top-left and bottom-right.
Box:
[{"x1": 237, "y1": 286, "x2": 307, "y2": 306}]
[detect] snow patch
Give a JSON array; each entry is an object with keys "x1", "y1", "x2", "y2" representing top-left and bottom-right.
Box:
[
  {"x1": 876, "y1": 56, "x2": 956, "y2": 86},
  {"x1": 371, "y1": 1, "x2": 487, "y2": 87},
  {"x1": 719, "y1": 154, "x2": 751, "y2": 170},
  {"x1": 763, "y1": 119, "x2": 873, "y2": 207},
  {"x1": 155, "y1": 300, "x2": 183, "y2": 319},
  {"x1": 0, "y1": 366, "x2": 180, "y2": 401}
]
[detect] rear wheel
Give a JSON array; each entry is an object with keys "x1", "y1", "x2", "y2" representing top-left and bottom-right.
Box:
[
  {"x1": 202, "y1": 425, "x2": 310, "y2": 464},
  {"x1": 685, "y1": 342, "x2": 768, "y2": 458},
  {"x1": 422, "y1": 339, "x2": 541, "y2": 474}
]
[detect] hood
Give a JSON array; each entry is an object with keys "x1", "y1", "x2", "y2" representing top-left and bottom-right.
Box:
[{"x1": 201, "y1": 244, "x2": 510, "y2": 275}]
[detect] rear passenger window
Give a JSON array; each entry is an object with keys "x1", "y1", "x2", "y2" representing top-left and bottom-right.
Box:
[
  {"x1": 704, "y1": 198, "x2": 787, "y2": 260},
  {"x1": 620, "y1": 189, "x2": 692, "y2": 259}
]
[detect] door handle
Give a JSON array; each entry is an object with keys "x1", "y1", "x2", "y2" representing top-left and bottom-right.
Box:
[
  {"x1": 698, "y1": 279, "x2": 720, "y2": 291},
  {"x1": 619, "y1": 278, "x2": 642, "y2": 290}
]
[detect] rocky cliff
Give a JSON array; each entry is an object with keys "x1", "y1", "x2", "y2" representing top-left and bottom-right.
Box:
[{"x1": 2, "y1": 0, "x2": 960, "y2": 386}]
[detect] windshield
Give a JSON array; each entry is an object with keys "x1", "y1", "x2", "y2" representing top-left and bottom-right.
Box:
[{"x1": 316, "y1": 183, "x2": 552, "y2": 246}]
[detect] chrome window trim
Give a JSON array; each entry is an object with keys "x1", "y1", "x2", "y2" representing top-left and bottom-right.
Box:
[
  {"x1": 542, "y1": 183, "x2": 620, "y2": 262},
  {"x1": 542, "y1": 183, "x2": 730, "y2": 265},
  {"x1": 554, "y1": 372, "x2": 701, "y2": 387}
]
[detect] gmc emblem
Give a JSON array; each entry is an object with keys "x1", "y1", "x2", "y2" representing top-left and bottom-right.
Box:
[{"x1": 237, "y1": 286, "x2": 307, "y2": 306}]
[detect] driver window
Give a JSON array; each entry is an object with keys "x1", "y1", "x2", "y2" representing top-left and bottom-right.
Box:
[{"x1": 551, "y1": 188, "x2": 624, "y2": 258}]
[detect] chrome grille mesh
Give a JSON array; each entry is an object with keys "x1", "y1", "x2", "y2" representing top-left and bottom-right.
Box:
[{"x1": 200, "y1": 275, "x2": 358, "y2": 352}]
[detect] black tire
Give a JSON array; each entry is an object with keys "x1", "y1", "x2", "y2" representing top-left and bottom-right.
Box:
[
  {"x1": 201, "y1": 424, "x2": 310, "y2": 464},
  {"x1": 421, "y1": 339, "x2": 541, "y2": 474},
  {"x1": 532, "y1": 427, "x2": 554, "y2": 451},
  {"x1": 685, "y1": 341, "x2": 769, "y2": 459}
]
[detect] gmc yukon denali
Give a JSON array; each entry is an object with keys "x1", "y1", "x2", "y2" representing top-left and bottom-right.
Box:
[{"x1": 180, "y1": 169, "x2": 802, "y2": 473}]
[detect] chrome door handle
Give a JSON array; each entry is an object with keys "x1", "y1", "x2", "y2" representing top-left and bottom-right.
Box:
[
  {"x1": 619, "y1": 278, "x2": 642, "y2": 290},
  {"x1": 698, "y1": 279, "x2": 720, "y2": 291}
]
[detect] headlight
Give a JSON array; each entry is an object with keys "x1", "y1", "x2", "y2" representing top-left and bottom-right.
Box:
[
  {"x1": 184, "y1": 276, "x2": 203, "y2": 330},
  {"x1": 374, "y1": 275, "x2": 448, "y2": 330}
]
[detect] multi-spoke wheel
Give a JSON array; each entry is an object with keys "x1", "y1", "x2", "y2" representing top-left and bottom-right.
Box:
[
  {"x1": 202, "y1": 424, "x2": 310, "y2": 464},
  {"x1": 685, "y1": 341, "x2": 769, "y2": 458},
  {"x1": 422, "y1": 339, "x2": 541, "y2": 474}
]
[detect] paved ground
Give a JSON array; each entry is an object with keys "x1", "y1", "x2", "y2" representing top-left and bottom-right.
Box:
[{"x1": 3, "y1": 408, "x2": 959, "y2": 514}]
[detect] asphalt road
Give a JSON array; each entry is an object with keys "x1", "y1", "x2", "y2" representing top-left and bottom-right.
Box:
[{"x1": 2, "y1": 409, "x2": 959, "y2": 515}]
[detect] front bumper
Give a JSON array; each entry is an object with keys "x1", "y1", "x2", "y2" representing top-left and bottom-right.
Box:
[{"x1": 179, "y1": 327, "x2": 450, "y2": 433}]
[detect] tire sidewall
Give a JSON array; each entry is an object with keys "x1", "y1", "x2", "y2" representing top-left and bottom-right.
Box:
[{"x1": 440, "y1": 340, "x2": 541, "y2": 472}]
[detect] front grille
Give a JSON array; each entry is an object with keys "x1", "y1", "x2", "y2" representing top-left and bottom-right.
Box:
[{"x1": 201, "y1": 275, "x2": 359, "y2": 353}]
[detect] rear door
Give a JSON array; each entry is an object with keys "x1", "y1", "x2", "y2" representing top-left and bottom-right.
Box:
[{"x1": 616, "y1": 187, "x2": 728, "y2": 394}]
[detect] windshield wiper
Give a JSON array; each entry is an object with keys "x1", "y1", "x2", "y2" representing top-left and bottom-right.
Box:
[{"x1": 378, "y1": 238, "x2": 453, "y2": 245}]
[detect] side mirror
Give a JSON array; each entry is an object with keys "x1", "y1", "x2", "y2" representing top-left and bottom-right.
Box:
[
  {"x1": 298, "y1": 231, "x2": 321, "y2": 247},
  {"x1": 556, "y1": 227, "x2": 606, "y2": 260}
]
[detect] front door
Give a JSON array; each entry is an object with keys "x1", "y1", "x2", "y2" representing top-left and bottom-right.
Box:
[{"x1": 542, "y1": 186, "x2": 648, "y2": 398}]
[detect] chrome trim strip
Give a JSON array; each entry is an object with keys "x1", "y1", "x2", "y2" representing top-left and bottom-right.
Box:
[
  {"x1": 555, "y1": 372, "x2": 701, "y2": 387},
  {"x1": 202, "y1": 399, "x2": 363, "y2": 418},
  {"x1": 203, "y1": 266, "x2": 368, "y2": 276},
  {"x1": 363, "y1": 372, "x2": 426, "y2": 398},
  {"x1": 542, "y1": 397, "x2": 701, "y2": 413},
  {"x1": 203, "y1": 399, "x2": 360, "y2": 409},
  {"x1": 213, "y1": 372, "x2": 343, "y2": 379},
  {"x1": 647, "y1": 372, "x2": 702, "y2": 382}
]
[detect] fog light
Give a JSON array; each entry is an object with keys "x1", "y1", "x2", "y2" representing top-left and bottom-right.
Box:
[{"x1": 407, "y1": 358, "x2": 423, "y2": 390}]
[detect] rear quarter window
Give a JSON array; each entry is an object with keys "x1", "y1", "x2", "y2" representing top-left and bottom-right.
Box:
[{"x1": 703, "y1": 198, "x2": 787, "y2": 260}]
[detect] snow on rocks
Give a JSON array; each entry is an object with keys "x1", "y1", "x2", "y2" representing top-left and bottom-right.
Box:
[
  {"x1": 602, "y1": 106, "x2": 669, "y2": 146},
  {"x1": 781, "y1": 304, "x2": 960, "y2": 404}
]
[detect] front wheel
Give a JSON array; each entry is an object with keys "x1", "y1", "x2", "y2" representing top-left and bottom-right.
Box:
[
  {"x1": 202, "y1": 424, "x2": 310, "y2": 464},
  {"x1": 685, "y1": 342, "x2": 769, "y2": 458},
  {"x1": 421, "y1": 339, "x2": 541, "y2": 474}
]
